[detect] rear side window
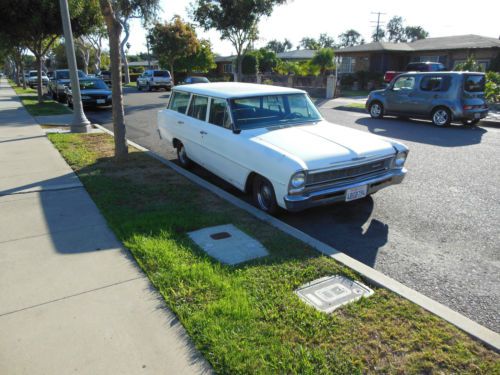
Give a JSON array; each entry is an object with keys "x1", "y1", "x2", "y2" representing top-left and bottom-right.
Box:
[
  {"x1": 393, "y1": 76, "x2": 415, "y2": 91},
  {"x1": 154, "y1": 70, "x2": 170, "y2": 77},
  {"x1": 464, "y1": 75, "x2": 485, "y2": 93},
  {"x1": 209, "y1": 98, "x2": 231, "y2": 129},
  {"x1": 187, "y1": 95, "x2": 208, "y2": 121},
  {"x1": 420, "y1": 76, "x2": 451, "y2": 92},
  {"x1": 169, "y1": 91, "x2": 190, "y2": 114}
]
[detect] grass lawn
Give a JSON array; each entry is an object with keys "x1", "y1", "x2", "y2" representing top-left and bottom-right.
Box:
[
  {"x1": 124, "y1": 82, "x2": 137, "y2": 88},
  {"x1": 9, "y1": 82, "x2": 71, "y2": 116},
  {"x1": 49, "y1": 133, "x2": 499, "y2": 374},
  {"x1": 346, "y1": 103, "x2": 366, "y2": 109}
]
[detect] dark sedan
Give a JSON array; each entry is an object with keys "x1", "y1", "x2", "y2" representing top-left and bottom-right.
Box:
[{"x1": 65, "y1": 79, "x2": 112, "y2": 108}]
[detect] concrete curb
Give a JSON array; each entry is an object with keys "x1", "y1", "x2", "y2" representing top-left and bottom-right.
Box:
[{"x1": 92, "y1": 123, "x2": 500, "y2": 352}]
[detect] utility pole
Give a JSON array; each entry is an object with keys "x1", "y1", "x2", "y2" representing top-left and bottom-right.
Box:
[
  {"x1": 371, "y1": 12, "x2": 386, "y2": 42},
  {"x1": 146, "y1": 34, "x2": 151, "y2": 69},
  {"x1": 58, "y1": 0, "x2": 91, "y2": 133}
]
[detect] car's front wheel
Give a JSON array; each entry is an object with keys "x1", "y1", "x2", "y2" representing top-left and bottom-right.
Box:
[
  {"x1": 176, "y1": 143, "x2": 193, "y2": 169},
  {"x1": 432, "y1": 107, "x2": 451, "y2": 127},
  {"x1": 252, "y1": 175, "x2": 278, "y2": 215},
  {"x1": 369, "y1": 102, "x2": 384, "y2": 119}
]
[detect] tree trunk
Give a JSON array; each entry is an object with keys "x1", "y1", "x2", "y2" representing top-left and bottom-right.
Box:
[
  {"x1": 36, "y1": 55, "x2": 43, "y2": 103},
  {"x1": 236, "y1": 53, "x2": 243, "y2": 82},
  {"x1": 94, "y1": 47, "x2": 102, "y2": 73},
  {"x1": 100, "y1": 0, "x2": 128, "y2": 160},
  {"x1": 170, "y1": 63, "x2": 175, "y2": 85},
  {"x1": 120, "y1": 19, "x2": 130, "y2": 84}
]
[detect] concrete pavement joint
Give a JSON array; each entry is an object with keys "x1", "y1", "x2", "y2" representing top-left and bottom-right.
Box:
[
  {"x1": 0, "y1": 276, "x2": 145, "y2": 318},
  {"x1": 0, "y1": 183, "x2": 83, "y2": 196},
  {"x1": 93, "y1": 123, "x2": 500, "y2": 351}
]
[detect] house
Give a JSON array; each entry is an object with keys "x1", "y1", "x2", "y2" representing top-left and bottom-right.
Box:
[
  {"x1": 213, "y1": 49, "x2": 317, "y2": 75},
  {"x1": 335, "y1": 34, "x2": 500, "y2": 74},
  {"x1": 126, "y1": 60, "x2": 160, "y2": 70}
]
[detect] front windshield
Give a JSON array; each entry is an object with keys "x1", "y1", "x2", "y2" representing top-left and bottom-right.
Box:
[
  {"x1": 79, "y1": 79, "x2": 108, "y2": 90},
  {"x1": 230, "y1": 93, "x2": 321, "y2": 130},
  {"x1": 58, "y1": 70, "x2": 85, "y2": 79}
]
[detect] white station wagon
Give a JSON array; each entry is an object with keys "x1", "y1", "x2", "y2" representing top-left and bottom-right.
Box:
[{"x1": 157, "y1": 83, "x2": 408, "y2": 213}]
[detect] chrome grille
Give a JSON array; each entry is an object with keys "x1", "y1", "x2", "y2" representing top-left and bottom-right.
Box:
[{"x1": 306, "y1": 157, "x2": 393, "y2": 186}]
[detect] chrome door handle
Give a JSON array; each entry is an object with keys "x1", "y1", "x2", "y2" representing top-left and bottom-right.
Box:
[
  {"x1": 177, "y1": 121, "x2": 184, "y2": 124},
  {"x1": 200, "y1": 131, "x2": 208, "y2": 135}
]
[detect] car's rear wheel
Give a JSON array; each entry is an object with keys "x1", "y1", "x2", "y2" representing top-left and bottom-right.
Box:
[
  {"x1": 432, "y1": 107, "x2": 451, "y2": 127},
  {"x1": 252, "y1": 175, "x2": 278, "y2": 215},
  {"x1": 67, "y1": 96, "x2": 73, "y2": 109},
  {"x1": 369, "y1": 102, "x2": 384, "y2": 119},
  {"x1": 147, "y1": 83, "x2": 152, "y2": 92},
  {"x1": 176, "y1": 143, "x2": 193, "y2": 169},
  {"x1": 137, "y1": 82, "x2": 142, "y2": 91}
]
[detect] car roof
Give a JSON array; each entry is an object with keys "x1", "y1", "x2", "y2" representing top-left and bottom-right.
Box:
[
  {"x1": 400, "y1": 71, "x2": 485, "y2": 76},
  {"x1": 173, "y1": 82, "x2": 306, "y2": 99}
]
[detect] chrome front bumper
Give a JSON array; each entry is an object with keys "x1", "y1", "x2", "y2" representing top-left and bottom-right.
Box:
[{"x1": 283, "y1": 168, "x2": 407, "y2": 212}]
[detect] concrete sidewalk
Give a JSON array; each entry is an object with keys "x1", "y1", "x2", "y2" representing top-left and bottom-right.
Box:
[{"x1": 0, "y1": 79, "x2": 211, "y2": 374}]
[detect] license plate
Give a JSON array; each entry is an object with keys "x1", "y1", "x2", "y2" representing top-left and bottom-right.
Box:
[
  {"x1": 96, "y1": 99, "x2": 105, "y2": 104},
  {"x1": 474, "y1": 113, "x2": 481, "y2": 119},
  {"x1": 345, "y1": 185, "x2": 368, "y2": 202}
]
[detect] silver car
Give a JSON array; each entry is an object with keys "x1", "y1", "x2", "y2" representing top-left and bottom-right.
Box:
[{"x1": 366, "y1": 72, "x2": 489, "y2": 126}]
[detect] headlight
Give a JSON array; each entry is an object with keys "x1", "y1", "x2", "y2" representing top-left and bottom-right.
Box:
[
  {"x1": 394, "y1": 151, "x2": 408, "y2": 167},
  {"x1": 107, "y1": 95, "x2": 112, "y2": 100},
  {"x1": 289, "y1": 171, "x2": 306, "y2": 194},
  {"x1": 81, "y1": 95, "x2": 91, "y2": 100}
]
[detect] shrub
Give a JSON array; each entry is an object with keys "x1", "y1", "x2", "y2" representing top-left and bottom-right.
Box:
[{"x1": 485, "y1": 71, "x2": 500, "y2": 103}]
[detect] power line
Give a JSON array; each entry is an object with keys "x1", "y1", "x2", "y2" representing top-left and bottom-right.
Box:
[{"x1": 371, "y1": 12, "x2": 386, "y2": 41}]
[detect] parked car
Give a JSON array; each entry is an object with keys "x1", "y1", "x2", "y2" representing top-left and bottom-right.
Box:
[
  {"x1": 181, "y1": 76, "x2": 210, "y2": 85},
  {"x1": 366, "y1": 72, "x2": 489, "y2": 126},
  {"x1": 158, "y1": 83, "x2": 408, "y2": 213},
  {"x1": 98, "y1": 70, "x2": 111, "y2": 85},
  {"x1": 20, "y1": 72, "x2": 30, "y2": 84},
  {"x1": 28, "y1": 70, "x2": 49, "y2": 88},
  {"x1": 384, "y1": 62, "x2": 446, "y2": 83},
  {"x1": 64, "y1": 78, "x2": 112, "y2": 108},
  {"x1": 48, "y1": 69, "x2": 86, "y2": 102},
  {"x1": 137, "y1": 70, "x2": 172, "y2": 91}
]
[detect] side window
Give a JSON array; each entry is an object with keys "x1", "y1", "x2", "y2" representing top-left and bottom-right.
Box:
[
  {"x1": 169, "y1": 91, "x2": 190, "y2": 114},
  {"x1": 187, "y1": 95, "x2": 208, "y2": 121},
  {"x1": 420, "y1": 76, "x2": 450, "y2": 92},
  {"x1": 393, "y1": 76, "x2": 415, "y2": 91},
  {"x1": 209, "y1": 98, "x2": 231, "y2": 129}
]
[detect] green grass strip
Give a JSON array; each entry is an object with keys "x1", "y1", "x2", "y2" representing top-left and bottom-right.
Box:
[
  {"x1": 9, "y1": 82, "x2": 71, "y2": 116},
  {"x1": 48, "y1": 133, "x2": 499, "y2": 374}
]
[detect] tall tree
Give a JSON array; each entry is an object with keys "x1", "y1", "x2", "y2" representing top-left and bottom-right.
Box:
[
  {"x1": 319, "y1": 33, "x2": 337, "y2": 49},
  {"x1": 405, "y1": 26, "x2": 429, "y2": 42},
  {"x1": 176, "y1": 39, "x2": 216, "y2": 75},
  {"x1": 149, "y1": 16, "x2": 200, "y2": 82},
  {"x1": 0, "y1": 0, "x2": 101, "y2": 102},
  {"x1": 99, "y1": 0, "x2": 159, "y2": 160},
  {"x1": 372, "y1": 28, "x2": 386, "y2": 42},
  {"x1": 80, "y1": 26, "x2": 107, "y2": 73},
  {"x1": 386, "y1": 16, "x2": 406, "y2": 42},
  {"x1": 298, "y1": 37, "x2": 320, "y2": 50},
  {"x1": 265, "y1": 39, "x2": 292, "y2": 53},
  {"x1": 311, "y1": 48, "x2": 334, "y2": 75},
  {"x1": 338, "y1": 29, "x2": 364, "y2": 47},
  {"x1": 192, "y1": 0, "x2": 286, "y2": 81}
]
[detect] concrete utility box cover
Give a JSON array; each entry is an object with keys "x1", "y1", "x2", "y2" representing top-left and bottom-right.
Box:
[
  {"x1": 188, "y1": 224, "x2": 268, "y2": 265},
  {"x1": 295, "y1": 275, "x2": 373, "y2": 313}
]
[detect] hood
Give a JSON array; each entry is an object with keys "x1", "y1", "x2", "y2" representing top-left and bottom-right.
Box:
[
  {"x1": 81, "y1": 89, "x2": 112, "y2": 95},
  {"x1": 57, "y1": 79, "x2": 71, "y2": 85},
  {"x1": 252, "y1": 121, "x2": 395, "y2": 170}
]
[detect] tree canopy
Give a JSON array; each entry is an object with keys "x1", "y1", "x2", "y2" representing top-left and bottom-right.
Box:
[
  {"x1": 311, "y1": 48, "x2": 334, "y2": 74},
  {"x1": 338, "y1": 30, "x2": 364, "y2": 47},
  {"x1": 192, "y1": 0, "x2": 286, "y2": 80},
  {"x1": 265, "y1": 39, "x2": 292, "y2": 53}
]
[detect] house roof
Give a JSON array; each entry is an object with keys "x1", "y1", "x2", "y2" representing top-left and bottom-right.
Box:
[
  {"x1": 214, "y1": 55, "x2": 234, "y2": 63},
  {"x1": 336, "y1": 34, "x2": 500, "y2": 54},
  {"x1": 277, "y1": 49, "x2": 316, "y2": 59},
  {"x1": 127, "y1": 60, "x2": 159, "y2": 67}
]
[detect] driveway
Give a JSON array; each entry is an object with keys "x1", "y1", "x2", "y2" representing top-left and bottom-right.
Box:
[{"x1": 85, "y1": 87, "x2": 500, "y2": 333}]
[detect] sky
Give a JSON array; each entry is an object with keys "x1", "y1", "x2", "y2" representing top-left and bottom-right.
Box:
[{"x1": 126, "y1": 0, "x2": 500, "y2": 56}]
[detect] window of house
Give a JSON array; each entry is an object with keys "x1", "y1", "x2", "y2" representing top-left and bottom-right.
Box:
[
  {"x1": 187, "y1": 95, "x2": 208, "y2": 121},
  {"x1": 209, "y1": 98, "x2": 231, "y2": 129},
  {"x1": 419, "y1": 56, "x2": 440, "y2": 63},
  {"x1": 169, "y1": 91, "x2": 190, "y2": 114},
  {"x1": 223, "y1": 63, "x2": 233, "y2": 73},
  {"x1": 339, "y1": 57, "x2": 355, "y2": 73},
  {"x1": 393, "y1": 76, "x2": 415, "y2": 91}
]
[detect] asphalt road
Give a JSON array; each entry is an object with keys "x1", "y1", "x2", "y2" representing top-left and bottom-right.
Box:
[{"x1": 86, "y1": 87, "x2": 500, "y2": 332}]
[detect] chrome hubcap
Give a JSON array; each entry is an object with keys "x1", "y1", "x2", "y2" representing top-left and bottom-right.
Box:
[
  {"x1": 433, "y1": 110, "x2": 448, "y2": 126},
  {"x1": 371, "y1": 104, "x2": 381, "y2": 117},
  {"x1": 179, "y1": 147, "x2": 188, "y2": 164},
  {"x1": 257, "y1": 184, "x2": 272, "y2": 210}
]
